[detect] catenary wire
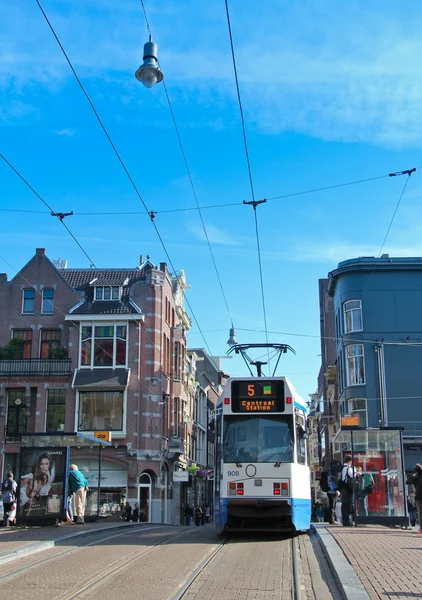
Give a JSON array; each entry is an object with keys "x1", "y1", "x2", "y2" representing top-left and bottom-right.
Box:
[
  {"x1": 0, "y1": 153, "x2": 97, "y2": 268},
  {"x1": 224, "y1": 0, "x2": 270, "y2": 369},
  {"x1": 138, "y1": 0, "x2": 234, "y2": 327},
  {"x1": 35, "y1": 0, "x2": 221, "y2": 371},
  {"x1": 1, "y1": 170, "x2": 412, "y2": 217}
]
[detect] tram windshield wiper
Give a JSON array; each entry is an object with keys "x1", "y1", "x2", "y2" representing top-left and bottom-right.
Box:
[
  {"x1": 224, "y1": 444, "x2": 242, "y2": 468},
  {"x1": 274, "y1": 441, "x2": 294, "y2": 467}
]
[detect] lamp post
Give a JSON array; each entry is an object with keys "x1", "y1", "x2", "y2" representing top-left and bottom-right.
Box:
[{"x1": 135, "y1": 38, "x2": 164, "y2": 88}]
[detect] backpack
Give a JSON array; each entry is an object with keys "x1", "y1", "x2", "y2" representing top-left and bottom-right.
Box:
[
  {"x1": 329, "y1": 460, "x2": 343, "y2": 490},
  {"x1": 362, "y1": 473, "x2": 374, "y2": 494},
  {"x1": 319, "y1": 471, "x2": 329, "y2": 493},
  {"x1": 1, "y1": 479, "x2": 15, "y2": 503}
]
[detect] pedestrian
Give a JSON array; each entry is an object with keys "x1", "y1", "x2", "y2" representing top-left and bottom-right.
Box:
[
  {"x1": 407, "y1": 492, "x2": 417, "y2": 527},
  {"x1": 7, "y1": 501, "x2": 17, "y2": 526},
  {"x1": 406, "y1": 464, "x2": 422, "y2": 534},
  {"x1": 205, "y1": 504, "x2": 211, "y2": 524},
  {"x1": 194, "y1": 505, "x2": 202, "y2": 526},
  {"x1": 68, "y1": 464, "x2": 89, "y2": 524},
  {"x1": 1, "y1": 471, "x2": 17, "y2": 527},
  {"x1": 316, "y1": 503, "x2": 324, "y2": 523},
  {"x1": 355, "y1": 467, "x2": 366, "y2": 517},
  {"x1": 334, "y1": 491, "x2": 342, "y2": 525},
  {"x1": 340, "y1": 456, "x2": 355, "y2": 526},
  {"x1": 132, "y1": 503, "x2": 139, "y2": 522},
  {"x1": 184, "y1": 504, "x2": 193, "y2": 526},
  {"x1": 122, "y1": 501, "x2": 132, "y2": 522}
]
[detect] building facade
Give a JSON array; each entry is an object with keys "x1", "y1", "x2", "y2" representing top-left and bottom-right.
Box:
[
  {"x1": 0, "y1": 248, "x2": 199, "y2": 523},
  {"x1": 321, "y1": 255, "x2": 422, "y2": 470}
]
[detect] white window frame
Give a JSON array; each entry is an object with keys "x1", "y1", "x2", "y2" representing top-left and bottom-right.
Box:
[
  {"x1": 79, "y1": 321, "x2": 128, "y2": 368},
  {"x1": 22, "y1": 288, "x2": 35, "y2": 313},
  {"x1": 348, "y1": 398, "x2": 367, "y2": 428},
  {"x1": 75, "y1": 389, "x2": 126, "y2": 437},
  {"x1": 94, "y1": 286, "x2": 121, "y2": 301},
  {"x1": 346, "y1": 344, "x2": 365, "y2": 386},
  {"x1": 343, "y1": 299, "x2": 363, "y2": 333},
  {"x1": 41, "y1": 288, "x2": 55, "y2": 314}
]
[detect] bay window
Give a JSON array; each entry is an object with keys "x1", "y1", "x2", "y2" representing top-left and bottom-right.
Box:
[
  {"x1": 346, "y1": 344, "x2": 365, "y2": 386},
  {"x1": 78, "y1": 390, "x2": 123, "y2": 431},
  {"x1": 344, "y1": 299, "x2": 362, "y2": 333},
  {"x1": 81, "y1": 323, "x2": 127, "y2": 368}
]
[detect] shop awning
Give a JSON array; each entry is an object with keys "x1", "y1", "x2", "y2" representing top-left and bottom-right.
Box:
[
  {"x1": 20, "y1": 432, "x2": 112, "y2": 448},
  {"x1": 72, "y1": 368, "x2": 130, "y2": 388}
]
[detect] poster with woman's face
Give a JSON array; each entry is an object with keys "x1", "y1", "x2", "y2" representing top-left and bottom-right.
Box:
[{"x1": 18, "y1": 447, "x2": 69, "y2": 519}]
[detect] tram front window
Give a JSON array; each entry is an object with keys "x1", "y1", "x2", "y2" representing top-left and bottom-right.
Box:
[{"x1": 223, "y1": 416, "x2": 293, "y2": 463}]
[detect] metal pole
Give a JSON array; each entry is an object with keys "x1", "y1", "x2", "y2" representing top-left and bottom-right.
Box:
[
  {"x1": 399, "y1": 430, "x2": 408, "y2": 524},
  {"x1": 97, "y1": 443, "x2": 103, "y2": 522},
  {"x1": 350, "y1": 430, "x2": 356, "y2": 526}
]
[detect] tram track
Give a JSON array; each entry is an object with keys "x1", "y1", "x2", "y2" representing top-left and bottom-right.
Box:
[
  {"x1": 0, "y1": 525, "x2": 178, "y2": 585},
  {"x1": 172, "y1": 534, "x2": 304, "y2": 600}
]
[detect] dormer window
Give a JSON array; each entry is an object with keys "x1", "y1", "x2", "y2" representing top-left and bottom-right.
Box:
[{"x1": 95, "y1": 286, "x2": 120, "y2": 301}]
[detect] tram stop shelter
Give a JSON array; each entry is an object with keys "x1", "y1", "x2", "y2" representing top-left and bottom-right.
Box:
[
  {"x1": 332, "y1": 426, "x2": 408, "y2": 527},
  {"x1": 19, "y1": 432, "x2": 112, "y2": 524}
]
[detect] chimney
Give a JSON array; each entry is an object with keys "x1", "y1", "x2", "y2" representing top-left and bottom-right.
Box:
[
  {"x1": 0, "y1": 274, "x2": 7, "y2": 283},
  {"x1": 139, "y1": 255, "x2": 143, "y2": 265},
  {"x1": 36, "y1": 248, "x2": 46, "y2": 257},
  {"x1": 160, "y1": 262, "x2": 167, "y2": 272}
]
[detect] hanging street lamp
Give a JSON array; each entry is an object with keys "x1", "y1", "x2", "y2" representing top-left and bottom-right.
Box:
[{"x1": 135, "y1": 38, "x2": 164, "y2": 88}]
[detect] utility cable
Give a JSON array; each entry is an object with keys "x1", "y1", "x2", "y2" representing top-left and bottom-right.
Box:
[
  {"x1": 225, "y1": 0, "x2": 270, "y2": 366},
  {"x1": 0, "y1": 153, "x2": 97, "y2": 268},
  {"x1": 35, "y1": 0, "x2": 220, "y2": 370},
  {"x1": 138, "y1": 0, "x2": 234, "y2": 328}
]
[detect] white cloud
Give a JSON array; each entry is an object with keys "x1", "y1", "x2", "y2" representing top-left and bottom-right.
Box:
[
  {"x1": 186, "y1": 221, "x2": 238, "y2": 246},
  {"x1": 53, "y1": 128, "x2": 75, "y2": 136}
]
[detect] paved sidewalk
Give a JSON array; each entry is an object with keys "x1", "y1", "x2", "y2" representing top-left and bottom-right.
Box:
[
  {"x1": 0, "y1": 520, "x2": 159, "y2": 564},
  {"x1": 313, "y1": 523, "x2": 422, "y2": 600}
]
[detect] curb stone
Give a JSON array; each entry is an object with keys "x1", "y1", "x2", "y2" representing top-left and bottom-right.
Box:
[{"x1": 311, "y1": 525, "x2": 370, "y2": 600}]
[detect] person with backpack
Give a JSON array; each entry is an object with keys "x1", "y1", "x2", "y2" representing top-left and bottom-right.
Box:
[
  {"x1": 194, "y1": 505, "x2": 202, "y2": 526},
  {"x1": 406, "y1": 463, "x2": 422, "y2": 534},
  {"x1": 1, "y1": 472, "x2": 17, "y2": 527},
  {"x1": 340, "y1": 456, "x2": 355, "y2": 526}
]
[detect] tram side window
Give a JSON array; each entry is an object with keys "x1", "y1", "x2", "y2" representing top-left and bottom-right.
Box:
[{"x1": 296, "y1": 425, "x2": 306, "y2": 465}]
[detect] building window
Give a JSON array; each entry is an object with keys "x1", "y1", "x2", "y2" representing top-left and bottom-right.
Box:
[
  {"x1": 46, "y1": 389, "x2": 66, "y2": 431},
  {"x1": 78, "y1": 390, "x2": 123, "y2": 431},
  {"x1": 12, "y1": 330, "x2": 33, "y2": 359},
  {"x1": 41, "y1": 330, "x2": 61, "y2": 358},
  {"x1": 94, "y1": 286, "x2": 121, "y2": 301},
  {"x1": 173, "y1": 396, "x2": 181, "y2": 438},
  {"x1": 22, "y1": 289, "x2": 35, "y2": 313},
  {"x1": 343, "y1": 299, "x2": 362, "y2": 333},
  {"x1": 346, "y1": 344, "x2": 365, "y2": 386},
  {"x1": 42, "y1": 288, "x2": 54, "y2": 313},
  {"x1": 6, "y1": 389, "x2": 27, "y2": 437},
  {"x1": 80, "y1": 324, "x2": 127, "y2": 368},
  {"x1": 349, "y1": 398, "x2": 367, "y2": 427}
]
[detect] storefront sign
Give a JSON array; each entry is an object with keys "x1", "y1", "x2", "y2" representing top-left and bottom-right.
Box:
[
  {"x1": 173, "y1": 471, "x2": 189, "y2": 482},
  {"x1": 94, "y1": 431, "x2": 111, "y2": 442}
]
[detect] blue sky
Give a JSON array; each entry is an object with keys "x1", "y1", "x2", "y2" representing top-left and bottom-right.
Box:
[{"x1": 2, "y1": 0, "x2": 422, "y2": 401}]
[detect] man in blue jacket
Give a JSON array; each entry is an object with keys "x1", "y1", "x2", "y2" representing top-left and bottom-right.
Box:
[{"x1": 69, "y1": 464, "x2": 89, "y2": 524}]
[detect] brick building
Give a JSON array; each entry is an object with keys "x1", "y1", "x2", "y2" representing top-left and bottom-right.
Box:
[{"x1": 0, "y1": 248, "x2": 193, "y2": 523}]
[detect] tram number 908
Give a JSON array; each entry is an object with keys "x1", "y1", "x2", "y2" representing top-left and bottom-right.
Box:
[{"x1": 227, "y1": 471, "x2": 240, "y2": 477}]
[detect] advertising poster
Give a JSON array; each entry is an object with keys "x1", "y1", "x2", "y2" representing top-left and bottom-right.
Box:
[{"x1": 18, "y1": 447, "x2": 69, "y2": 520}]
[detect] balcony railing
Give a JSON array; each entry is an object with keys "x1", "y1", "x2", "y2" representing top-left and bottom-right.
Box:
[{"x1": 0, "y1": 358, "x2": 72, "y2": 377}]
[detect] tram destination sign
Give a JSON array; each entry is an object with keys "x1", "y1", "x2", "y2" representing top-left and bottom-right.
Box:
[{"x1": 231, "y1": 380, "x2": 285, "y2": 412}]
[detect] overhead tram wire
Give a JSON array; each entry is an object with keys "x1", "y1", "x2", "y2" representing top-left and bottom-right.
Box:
[
  {"x1": 0, "y1": 153, "x2": 97, "y2": 268},
  {"x1": 34, "y1": 0, "x2": 219, "y2": 370},
  {"x1": 0, "y1": 170, "x2": 410, "y2": 217},
  {"x1": 139, "y1": 0, "x2": 234, "y2": 330},
  {"x1": 224, "y1": 0, "x2": 271, "y2": 372}
]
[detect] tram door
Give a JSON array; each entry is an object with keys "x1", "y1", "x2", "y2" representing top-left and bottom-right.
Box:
[{"x1": 139, "y1": 473, "x2": 151, "y2": 522}]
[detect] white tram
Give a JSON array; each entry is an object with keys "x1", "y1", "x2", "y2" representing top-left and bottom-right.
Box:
[{"x1": 214, "y1": 376, "x2": 311, "y2": 533}]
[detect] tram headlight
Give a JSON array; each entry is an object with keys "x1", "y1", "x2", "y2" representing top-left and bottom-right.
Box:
[
  {"x1": 281, "y1": 482, "x2": 289, "y2": 496},
  {"x1": 228, "y1": 482, "x2": 236, "y2": 496}
]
